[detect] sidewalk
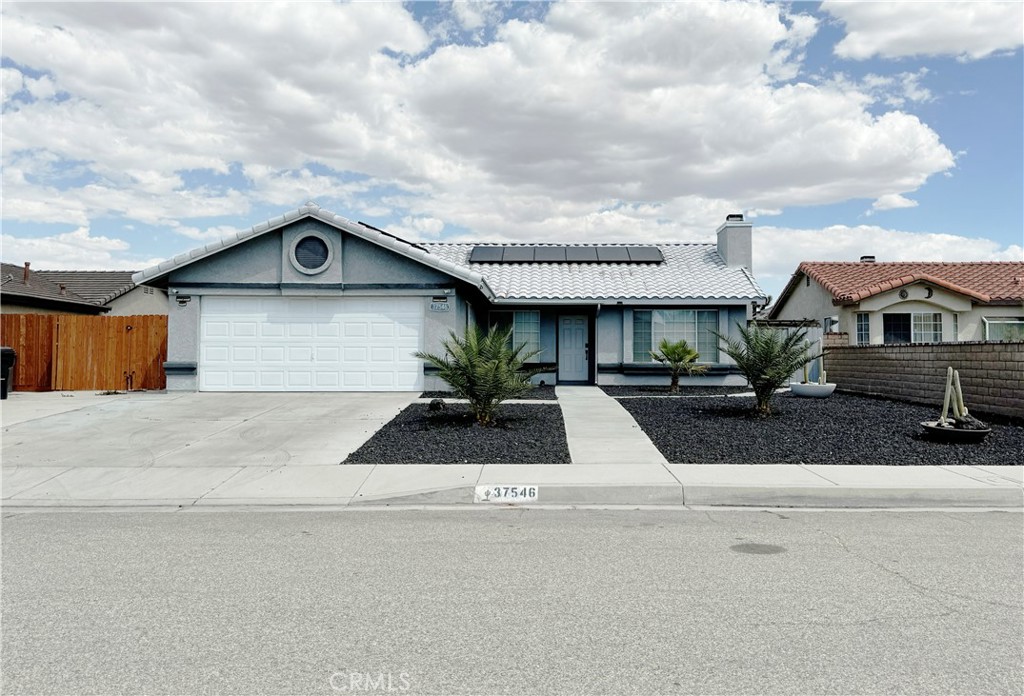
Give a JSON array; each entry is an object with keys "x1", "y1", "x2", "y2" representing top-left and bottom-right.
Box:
[{"x1": 2, "y1": 390, "x2": 1021, "y2": 509}]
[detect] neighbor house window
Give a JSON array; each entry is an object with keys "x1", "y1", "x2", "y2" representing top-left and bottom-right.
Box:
[
  {"x1": 856, "y1": 313, "x2": 870, "y2": 345},
  {"x1": 984, "y1": 317, "x2": 1024, "y2": 341},
  {"x1": 490, "y1": 310, "x2": 541, "y2": 361},
  {"x1": 883, "y1": 312, "x2": 942, "y2": 344},
  {"x1": 952, "y1": 314, "x2": 959, "y2": 342},
  {"x1": 632, "y1": 310, "x2": 718, "y2": 363}
]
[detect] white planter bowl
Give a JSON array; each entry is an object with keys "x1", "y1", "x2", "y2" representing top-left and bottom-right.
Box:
[{"x1": 791, "y1": 382, "x2": 836, "y2": 398}]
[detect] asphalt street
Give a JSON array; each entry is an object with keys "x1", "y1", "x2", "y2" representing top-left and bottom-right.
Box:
[{"x1": 2, "y1": 508, "x2": 1022, "y2": 696}]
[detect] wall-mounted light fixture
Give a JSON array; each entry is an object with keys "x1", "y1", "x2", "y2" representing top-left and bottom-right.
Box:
[{"x1": 176, "y1": 295, "x2": 192, "y2": 307}]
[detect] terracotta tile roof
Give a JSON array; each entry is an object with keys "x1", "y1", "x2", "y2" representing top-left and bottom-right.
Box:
[
  {"x1": 34, "y1": 270, "x2": 138, "y2": 305},
  {"x1": 800, "y1": 261, "x2": 1024, "y2": 305},
  {"x1": 0, "y1": 262, "x2": 107, "y2": 313}
]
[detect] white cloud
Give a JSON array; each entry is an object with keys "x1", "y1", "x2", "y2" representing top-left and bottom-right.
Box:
[
  {"x1": 0, "y1": 0, "x2": 965, "y2": 253},
  {"x1": 451, "y1": 1, "x2": 500, "y2": 32},
  {"x1": 0, "y1": 227, "x2": 139, "y2": 270},
  {"x1": 823, "y1": 1, "x2": 1024, "y2": 61},
  {"x1": 870, "y1": 193, "x2": 919, "y2": 213},
  {"x1": 754, "y1": 225, "x2": 1024, "y2": 298}
]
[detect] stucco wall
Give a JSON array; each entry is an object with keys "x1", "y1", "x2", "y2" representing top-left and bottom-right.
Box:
[
  {"x1": 106, "y1": 287, "x2": 169, "y2": 316},
  {"x1": 824, "y1": 340, "x2": 1024, "y2": 420},
  {"x1": 773, "y1": 277, "x2": 835, "y2": 327}
]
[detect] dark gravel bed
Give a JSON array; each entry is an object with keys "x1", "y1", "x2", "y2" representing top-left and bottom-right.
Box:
[
  {"x1": 420, "y1": 385, "x2": 557, "y2": 401},
  {"x1": 618, "y1": 392, "x2": 1024, "y2": 465},
  {"x1": 600, "y1": 385, "x2": 751, "y2": 397},
  {"x1": 345, "y1": 403, "x2": 570, "y2": 464}
]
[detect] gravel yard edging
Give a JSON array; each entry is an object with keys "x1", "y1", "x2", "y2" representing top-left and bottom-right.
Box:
[
  {"x1": 421, "y1": 385, "x2": 557, "y2": 401},
  {"x1": 345, "y1": 403, "x2": 570, "y2": 464}
]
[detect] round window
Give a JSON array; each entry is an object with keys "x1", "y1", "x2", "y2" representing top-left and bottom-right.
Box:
[{"x1": 290, "y1": 234, "x2": 332, "y2": 274}]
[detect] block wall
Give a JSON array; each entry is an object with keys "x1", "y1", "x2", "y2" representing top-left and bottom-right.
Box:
[{"x1": 824, "y1": 340, "x2": 1024, "y2": 420}]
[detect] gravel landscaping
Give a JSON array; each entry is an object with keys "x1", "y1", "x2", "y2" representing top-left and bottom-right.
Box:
[
  {"x1": 600, "y1": 385, "x2": 751, "y2": 397},
  {"x1": 421, "y1": 385, "x2": 557, "y2": 400},
  {"x1": 617, "y1": 392, "x2": 1024, "y2": 465},
  {"x1": 345, "y1": 403, "x2": 570, "y2": 464}
]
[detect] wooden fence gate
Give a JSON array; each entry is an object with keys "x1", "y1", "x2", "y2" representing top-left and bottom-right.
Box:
[{"x1": 0, "y1": 314, "x2": 168, "y2": 391}]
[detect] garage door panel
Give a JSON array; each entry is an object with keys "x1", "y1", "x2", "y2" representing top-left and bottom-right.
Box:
[{"x1": 200, "y1": 296, "x2": 424, "y2": 391}]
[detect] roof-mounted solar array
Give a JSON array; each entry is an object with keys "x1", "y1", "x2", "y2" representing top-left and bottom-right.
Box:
[{"x1": 468, "y1": 246, "x2": 664, "y2": 264}]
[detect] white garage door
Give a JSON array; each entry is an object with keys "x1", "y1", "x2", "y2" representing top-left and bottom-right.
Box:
[{"x1": 199, "y1": 296, "x2": 424, "y2": 391}]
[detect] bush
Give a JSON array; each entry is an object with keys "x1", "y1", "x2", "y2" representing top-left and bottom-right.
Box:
[
  {"x1": 415, "y1": 325, "x2": 542, "y2": 426},
  {"x1": 649, "y1": 338, "x2": 708, "y2": 393},
  {"x1": 714, "y1": 323, "x2": 818, "y2": 415}
]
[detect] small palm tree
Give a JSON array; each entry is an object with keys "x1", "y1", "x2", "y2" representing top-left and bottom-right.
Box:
[
  {"x1": 649, "y1": 338, "x2": 708, "y2": 393},
  {"x1": 415, "y1": 324, "x2": 542, "y2": 426},
  {"x1": 714, "y1": 323, "x2": 818, "y2": 416}
]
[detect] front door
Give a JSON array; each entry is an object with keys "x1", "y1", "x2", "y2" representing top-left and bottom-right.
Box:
[{"x1": 558, "y1": 316, "x2": 589, "y2": 382}]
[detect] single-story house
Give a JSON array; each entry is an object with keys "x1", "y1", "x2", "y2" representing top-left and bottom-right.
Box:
[
  {"x1": 1, "y1": 262, "x2": 107, "y2": 315},
  {"x1": 34, "y1": 270, "x2": 168, "y2": 316},
  {"x1": 133, "y1": 202, "x2": 767, "y2": 392},
  {"x1": 767, "y1": 257, "x2": 1024, "y2": 345}
]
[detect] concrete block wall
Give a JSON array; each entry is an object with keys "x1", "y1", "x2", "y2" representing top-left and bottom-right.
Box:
[{"x1": 824, "y1": 339, "x2": 1024, "y2": 420}]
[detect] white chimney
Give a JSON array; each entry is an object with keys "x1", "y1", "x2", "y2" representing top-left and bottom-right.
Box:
[{"x1": 716, "y1": 214, "x2": 752, "y2": 273}]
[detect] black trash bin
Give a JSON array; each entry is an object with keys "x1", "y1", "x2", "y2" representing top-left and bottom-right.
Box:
[{"x1": 1, "y1": 347, "x2": 16, "y2": 400}]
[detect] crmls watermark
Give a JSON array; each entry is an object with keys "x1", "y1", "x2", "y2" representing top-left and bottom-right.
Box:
[{"x1": 329, "y1": 672, "x2": 412, "y2": 692}]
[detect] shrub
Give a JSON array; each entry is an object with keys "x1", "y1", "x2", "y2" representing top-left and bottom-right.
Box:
[
  {"x1": 415, "y1": 324, "x2": 542, "y2": 426},
  {"x1": 649, "y1": 338, "x2": 708, "y2": 393},
  {"x1": 714, "y1": 323, "x2": 818, "y2": 415}
]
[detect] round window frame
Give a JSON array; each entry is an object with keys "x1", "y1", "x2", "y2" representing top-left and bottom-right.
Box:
[{"x1": 289, "y1": 232, "x2": 333, "y2": 275}]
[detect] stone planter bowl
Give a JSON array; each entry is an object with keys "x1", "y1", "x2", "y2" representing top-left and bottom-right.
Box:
[{"x1": 790, "y1": 382, "x2": 837, "y2": 398}]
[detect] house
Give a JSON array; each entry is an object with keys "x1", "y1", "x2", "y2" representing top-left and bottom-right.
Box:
[
  {"x1": 132, "y1": 202, "x2": 767, "y2": 392},
  {"x1": 0, "y1": 262, "x2": 107, "y2": 315},
  {"x1": 767, "y1": 258, "x2": 1024, "y2": 345},
  {"x1": 33, "y1": 270, "x2": 168, "y2": 316}
]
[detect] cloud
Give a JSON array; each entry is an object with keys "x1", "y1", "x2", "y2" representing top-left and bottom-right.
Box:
[
  {"x1": 0, "y1": 0, "x2": 963, "y2": 253},
  {"x1": 869, "y1": 193, "x2": 919, "y2": 214},
  {"x1": 0, "y1": 227, "x2": 143, "y2": 270},
  {"x1": 823, "y1": 1, "x2": 1024, "y2": 61}
]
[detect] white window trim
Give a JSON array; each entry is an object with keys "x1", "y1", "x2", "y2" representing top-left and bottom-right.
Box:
[
  {"x1": 983, "y1": 316, "x2": 1024, "y2": 341},
  {"x1": 632, "y1": 309, "x2": 719, "y2": 364}
]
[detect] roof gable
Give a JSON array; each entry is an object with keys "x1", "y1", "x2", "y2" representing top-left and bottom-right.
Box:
[{"x1": 770, "y1": 261, "x2": 1024, "y2": 317}]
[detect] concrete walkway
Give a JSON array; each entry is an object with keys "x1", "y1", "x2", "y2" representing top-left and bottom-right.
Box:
[{"x1": 556, "y1": 386, "x2": 668, "y2": 465}]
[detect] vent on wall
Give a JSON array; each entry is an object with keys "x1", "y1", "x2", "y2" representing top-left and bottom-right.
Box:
[{"x1": 468, "y1": 246, "x2": 664, "y2": 264}]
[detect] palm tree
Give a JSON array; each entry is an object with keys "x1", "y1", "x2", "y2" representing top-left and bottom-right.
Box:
[
  {"x1": 415, "y1": 324, "x2": 542, "y2": 426},
  {"x1": 649, "y1": 338, "x2": 708, "y2": 393},
  {"x1": 714, "y1": 323, "x2": 818, "y2": 415}
]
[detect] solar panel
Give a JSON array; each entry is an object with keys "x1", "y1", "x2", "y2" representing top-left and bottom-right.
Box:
[
  {"x1": 469, "y1": 246, "x2": 504, "y2": 263},
  {"x1": 533, "y1": 247, "x2": 567, "y2": 262},
  {"x1": 596, "y1": 247, "x2": 631, "y2": 262},
  {"x1": 501, "y1": 247, "x2": 536, "y2": 262},
  {"x1": 627, "y1": 247, "x2": 664, "y2": 263},
  {"x1": 565, "y1": 247, "x2": 599, "y2": 263}
]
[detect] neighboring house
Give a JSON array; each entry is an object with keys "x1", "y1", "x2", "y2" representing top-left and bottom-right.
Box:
[
  {"x1": 132, "y1": 202, "x2": 766, "y2": 392},
  {"x1": 0, "y1": 262, "x2": 107, "y2": 315},
  {"x1": 768, "y1": 258, "x2": 1024, "y2": 345},
  {"x1": 34, "y1": 270, "x2": 168, "y2": 316}
]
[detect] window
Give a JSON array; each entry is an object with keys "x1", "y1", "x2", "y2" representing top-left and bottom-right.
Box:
[
  {"x1": 289, "y1": 233, "x2": 332, "y2": 274},
  {"x1": 952, "y1": 313, "x2": 958, "y2": 342},
  {"x1": 490, "y1": 311, "x2": 541, "y2": 361},
  {"x1": 984, "y1": 317, "x2": 1024, "y2": 341},
  {"x1": 633, "y1": 309, "x2": 718, "y2": 363},
  {"x1": 883, "y1": 312, "x2": 942, "y2": 344},
  {"x1": 856, "y1": 313, "x2": 870, "y2": 345}
]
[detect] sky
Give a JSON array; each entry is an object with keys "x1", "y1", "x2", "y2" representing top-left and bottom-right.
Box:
[{"x1": 2, "y1": 1, "x2": 1022, "y2": 300}]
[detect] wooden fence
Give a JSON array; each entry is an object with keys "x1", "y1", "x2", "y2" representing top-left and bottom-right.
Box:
[{"x1": 1, "y1": 314, "x2": 167, "y2": 391}]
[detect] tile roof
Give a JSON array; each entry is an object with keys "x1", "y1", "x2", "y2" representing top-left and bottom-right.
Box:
[
  {"x1": 0, "y1": 262, "x2": 107, "y2": 312},
  {"x1": 770, "y1": 261, "x2": 1024, "y2": 317},
  {"x1": 34, "y1": 270, "x2": 138, "y2": 305},
  {"x1": 423, "y1": 243, "x2": 765, "y2": 302}
]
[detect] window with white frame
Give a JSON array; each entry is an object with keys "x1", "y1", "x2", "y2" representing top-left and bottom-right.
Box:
[
  {"x1": 632, "y1": 309, "x2": 719, "y2": 363},
  {"x1": 883, "y1": 312, "x2": 942, "y2": 344},
  {"x1": 952, "y1": 313, "x2": 958, "y2": 342},
  {"x1": 984, "y1": 317, "x2": 1024, "y2": 341},
  {"x1": 490, "y1": 310, "x2": 541, "y2": 361},
  {"x1": 856, "y1": 313, "x2": 870, "y2": 345}
]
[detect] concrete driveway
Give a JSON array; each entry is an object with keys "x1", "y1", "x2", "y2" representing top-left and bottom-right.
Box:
[{"x1": 1, "y1": 390, "x2": 416, "y2": 469}]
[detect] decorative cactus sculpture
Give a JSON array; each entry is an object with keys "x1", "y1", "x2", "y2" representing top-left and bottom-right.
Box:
[{"x1": 937, "y1": 366, "x2": 988, "y2": 431}]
